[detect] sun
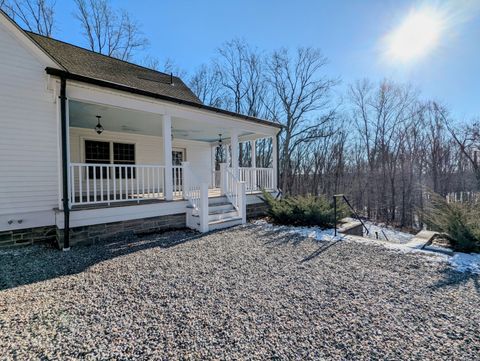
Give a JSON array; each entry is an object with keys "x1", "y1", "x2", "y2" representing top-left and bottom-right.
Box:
[{"x1": 385, "y1": 7, "x2": 446, "y2": 63}]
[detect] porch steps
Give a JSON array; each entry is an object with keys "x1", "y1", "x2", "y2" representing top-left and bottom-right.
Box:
[{"x1": 187, "y1": 196, "x2": 243, "y2": 231}]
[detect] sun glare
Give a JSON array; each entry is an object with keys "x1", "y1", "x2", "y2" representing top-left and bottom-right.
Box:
[{"x1": 385, "y1": 7, "x2": 446, "y2": 63}]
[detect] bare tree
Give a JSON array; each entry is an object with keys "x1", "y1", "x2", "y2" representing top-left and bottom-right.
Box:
[
  {"x1": 74, "y1": 0, "x2": 148, "y2": 61},
  {"x1": 1, "y1": 0, "x2": 55, "y2": 36},
  {"x1": 446, "y1": 113, "x2": 480, "y2": 188},
  {"x1": 189, "y1": 64, "x2": 225, "y2": 108},
  {"x1": 267, "y1": 47, "x2": 338, "y2": 193}
]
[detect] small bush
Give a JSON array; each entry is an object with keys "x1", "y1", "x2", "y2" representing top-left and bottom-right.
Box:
[
  {"x1": 423, "y1": 191, "x2": 480, "y2": 253},
  {"x1": 262, "y1": 192, "x2": 349, "y2": 228}
]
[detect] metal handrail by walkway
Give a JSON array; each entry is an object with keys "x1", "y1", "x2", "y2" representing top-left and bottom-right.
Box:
[{"x1": 333, "y1": 194, "x2": 369, "y2": 237}]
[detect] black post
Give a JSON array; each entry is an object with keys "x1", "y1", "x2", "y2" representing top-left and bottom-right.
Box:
[
  {"x1": 60, "y1": 76, "x2": 70, "y2": 250},
  {"x1": 333, "y1": 195, "x2": 337, "y2": 237}
]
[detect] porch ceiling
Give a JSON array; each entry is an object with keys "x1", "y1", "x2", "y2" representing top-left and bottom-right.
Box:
[{"x1": 69, "y1": 100, "x2": 256, "y2": 142}]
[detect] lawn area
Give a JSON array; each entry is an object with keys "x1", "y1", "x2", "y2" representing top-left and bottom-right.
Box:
[{"x1": 1, "y1": 224, "x2": 479, "y2": 360}]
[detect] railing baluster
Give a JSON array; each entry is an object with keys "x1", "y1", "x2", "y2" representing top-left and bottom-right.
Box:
[
  {"x1": 136, "y1": 167, "x2": 140, "y2": 201},
  {"x1": 70, "y1": 165, "x2": 75, "y2": 205},
  {"x1": 93, "y1": 166, "x2": 97, "y2": 203},
  {"x1": 106, "y1": 165, "x2": 110, "y2": 204},
  {"x1": 147, "y1": 167, "x2": 151, "y2": 198},
  {"x1": 113, "y1": 165, "x2": 117, "y2": 201},
  {"x1": 86, "y1": 165, "x2": 90, "y2": 203},
  {"x1": 78, "y1": 166, "x2": 83, "y2": 204},
  {"x1": 100, "y1": 165, "x2": 104, "y2": 202}
]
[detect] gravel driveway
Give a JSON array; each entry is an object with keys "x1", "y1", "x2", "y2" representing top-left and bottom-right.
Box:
[{"x1": 1, "y1": 224, "x2": 479, "y2": 360}]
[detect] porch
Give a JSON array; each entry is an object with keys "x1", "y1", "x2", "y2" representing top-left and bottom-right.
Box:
[{"x1": 64, "y1": 96, "x2": 279, "y2": 233}]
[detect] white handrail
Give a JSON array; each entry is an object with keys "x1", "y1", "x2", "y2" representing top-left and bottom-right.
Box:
[
  {"x1": 224, "y1": 168, "x2": 246, "y2": 223},
  {"x1": 238, "y1": 167, "x2": 275, "y2": 193},
  {"x1": 69, "y1": 163, "x2": 166, "y2": 206}
]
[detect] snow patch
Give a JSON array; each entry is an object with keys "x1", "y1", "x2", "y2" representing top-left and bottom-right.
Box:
[{"x1": 253, "y1": 219, "x2": 480, "y2": 274}]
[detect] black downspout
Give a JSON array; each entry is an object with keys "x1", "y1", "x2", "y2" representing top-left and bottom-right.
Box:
[
  {"x1": 276, "y1": 130, "x2": 281, "y2": 192},
  {"x1": 60, "y1": 76, "x2": 70, "y2": 250}
]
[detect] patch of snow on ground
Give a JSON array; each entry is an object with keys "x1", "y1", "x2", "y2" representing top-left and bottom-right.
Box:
[
  {"x1": 253, "y1": 220, "x2": 480, "y2": 274},
  {"x1": 363, "y1": 221, "x2": 414, "y2": 244}
]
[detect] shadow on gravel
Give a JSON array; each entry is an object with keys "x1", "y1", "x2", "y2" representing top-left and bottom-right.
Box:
[
  {"x1": 431, "y1": 267, "x2": 480, "y2": 293},
  {"x1": 301, "y1": 240, "x2": 342, "y2": 263},
  {"x1": 0, "y1": 229, "x2": 199, "y2": 291}
]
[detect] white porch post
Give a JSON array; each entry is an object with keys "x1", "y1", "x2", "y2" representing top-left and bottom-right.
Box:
[
  {"x1": 162, "y1": 114, "x2": 173, "y2": 200},
  {"x1": 272, "y1": 134, "x2": 278, "y2": 190},
  {"x1": 219, "y1": 162, "x2": 227, "y2": 196},
  {"x1": 230, "y1": 129, "x2": 239, "y2": 175},
  {"x1": 181, "y1": 161, "x2": 190, "y2": 199},
  {"x1": 251, "y1": 138, "x2": 257, "y2": 192},
  {"x1": 199, "y1": 182, "x2": 209, "y2": 232},
  {"x1": 210, "y1": 145, "x2": 216, "y2": 188},
  {"x1": 251, "y1": 139, "x2": 256, "y2": 168}
]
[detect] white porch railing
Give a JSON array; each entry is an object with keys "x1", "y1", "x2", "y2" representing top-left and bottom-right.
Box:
[
  {"x1": 224, "y1": 167, "x2": 246, "y2": 223},
  {"x1": 238, "y1": 167, "x2": 275, "y2": 193},
  {"x1": 69, "y1": 163, "x2": 166, "y2": 206}
]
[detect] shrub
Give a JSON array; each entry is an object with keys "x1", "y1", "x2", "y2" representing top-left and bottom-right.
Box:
[
  {"x1": 262, "y1": 191, "x2": 349, "y2": 228},
  {"x1": 423, "y1": 191, "x2": 480, "y2": 253}
]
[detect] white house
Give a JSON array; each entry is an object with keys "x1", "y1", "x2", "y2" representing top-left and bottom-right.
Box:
[{"x1": 0, "y1": 11, "x2": 281, "y2": 249}]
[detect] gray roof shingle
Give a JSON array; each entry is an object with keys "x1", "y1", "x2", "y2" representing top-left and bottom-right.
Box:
[{"x1": 27, "y1": 32, "x2": 202, "y2": 104}]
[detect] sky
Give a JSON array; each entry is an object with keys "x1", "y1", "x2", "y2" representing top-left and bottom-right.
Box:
[{"x1": 50, "y1": 0, "x2": 480, "y2": 120}]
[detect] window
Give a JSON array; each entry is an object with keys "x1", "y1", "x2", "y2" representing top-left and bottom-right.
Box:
[
  {"x1": 85, "y1": 140, "x2": 110, "y2": 178},
  {"x1": 114, "y1": 143, "x2": 135, "y2": 178},
  {"x1": 84, "y1": 140, "x2": 136, "y2": 178}
]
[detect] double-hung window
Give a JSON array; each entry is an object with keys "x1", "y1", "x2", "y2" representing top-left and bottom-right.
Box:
[
  {"x1": 114, "y1": 142, "x2": 135, "y2": 178},
  {"x1": 84, "y1": 140, "x2": 135, "y2": 178}
]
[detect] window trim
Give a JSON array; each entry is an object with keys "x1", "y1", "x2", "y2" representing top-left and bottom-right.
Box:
[
  {"x1": 81, "y1": 138, "x2": 137, "y2": 179},
  {"x1": 81, "y1": 137, "x2": 137, "y2": 164}
]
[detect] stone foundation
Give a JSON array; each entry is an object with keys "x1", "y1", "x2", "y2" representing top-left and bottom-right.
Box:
[
  {"x1": 0, "y1": 226, "x2": 57, "y2": 248},
  {"x1": 3, "y1": 202, "x2": 269, "y2": 249},
  {"x1": 246, "y1": 202, "x2": 268, "y2": 219},
  {"x1": 56, "y1": 213, "x2": 186, "y2": 248}
]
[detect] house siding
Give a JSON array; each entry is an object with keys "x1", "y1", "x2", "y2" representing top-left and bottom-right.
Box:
[{"x1": 0, "y1": 19, "x2": 59, "y2": 231}]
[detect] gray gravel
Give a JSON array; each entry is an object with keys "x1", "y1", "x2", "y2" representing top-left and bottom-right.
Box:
[{"x1": 1, "y1": 224, "x2": 479, "y2": 360}]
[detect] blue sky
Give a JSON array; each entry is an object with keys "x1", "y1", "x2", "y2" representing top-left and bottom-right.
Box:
[{"x1": 52, "y1": 0, "x2": 480, "y2": 119}]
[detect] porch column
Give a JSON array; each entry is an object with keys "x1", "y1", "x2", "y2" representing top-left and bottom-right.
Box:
[
  {"x1": 230, "y1": 129, "x2": 239, "y2": 175},
  {"x1": 210, "y1": 145, "x2": 216, "y2": 188},
  {"x1": 251, "y1": 139, "x2": 256, "y2": 168},
  {"x1": 251, "y1": 138, "x2": 257, "y2": 191},
  {"x1": 162, "y1": 114, "x2": 173, "y2": 200},
  {"x1": 272, "y1": 134, "x2": 278, "y2": 190}
]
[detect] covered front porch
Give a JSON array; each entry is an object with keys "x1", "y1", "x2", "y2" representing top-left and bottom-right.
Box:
[{"x1": 67, "y1": 99, "x2": 278, "y2": 208}]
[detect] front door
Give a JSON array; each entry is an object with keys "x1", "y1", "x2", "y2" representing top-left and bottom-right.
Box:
[
  {"x1": 172, "y1": 148, "x2": 185, "y2": 165},
  {"x1": 172, "y1": 148, "x2": 186, "y2": 192}
]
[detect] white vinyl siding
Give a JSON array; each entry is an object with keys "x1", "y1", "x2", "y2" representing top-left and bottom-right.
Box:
[{"x1": 0, "y1": 20, "x2": 59, "y2": 220}]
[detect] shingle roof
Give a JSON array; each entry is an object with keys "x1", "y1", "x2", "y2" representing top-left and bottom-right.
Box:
[{"x1": 26, "y1": 32, "x2": 202, "y2": 104}]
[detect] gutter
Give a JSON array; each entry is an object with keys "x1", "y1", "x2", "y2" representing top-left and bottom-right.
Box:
[
  {"x1": 59, "y1": 76, "x2": 70, "y2": 250},
  {"x1": 45, "y1": 67, "x2": 284, "y2": 130}
]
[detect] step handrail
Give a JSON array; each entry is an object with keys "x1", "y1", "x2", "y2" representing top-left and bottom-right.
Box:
[
  {"x1": 225, "y1": 167, "x2": 246, "y2": 223},
  {"x1": 333, "y1": 194, "x2": 369, "y2": 237}
]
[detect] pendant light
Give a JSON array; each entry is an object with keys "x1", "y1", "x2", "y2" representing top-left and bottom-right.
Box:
[{"x1": 95, "y1": 115, "x2": 104, "y2": 134}]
